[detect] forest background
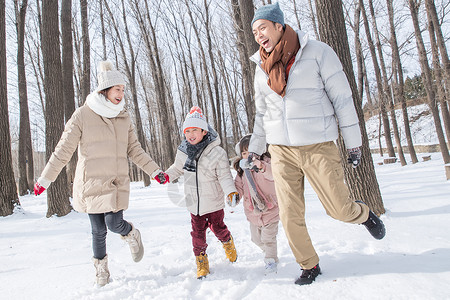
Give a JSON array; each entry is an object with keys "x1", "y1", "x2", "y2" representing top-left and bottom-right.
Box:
[{"x1": 1, "y1": 0, "x2": 449, "y2": 217}]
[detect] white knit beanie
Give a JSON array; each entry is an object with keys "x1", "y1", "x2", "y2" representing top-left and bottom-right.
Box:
[
  {"x1": 96, "y1": 60, "x2": 126, "y2": 92},
  {"x1": 182, "y1": 106, "x2": 208, "y2": 133}
]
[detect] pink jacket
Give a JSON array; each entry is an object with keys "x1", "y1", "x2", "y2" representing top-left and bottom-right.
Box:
[{"x1": 234, "y1": 157, "x2": 279, "y2": 227}]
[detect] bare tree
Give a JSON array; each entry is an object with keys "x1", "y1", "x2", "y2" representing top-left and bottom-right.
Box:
[
  {"x1": 131, "y1": 0, "x2": 176, "y2": 168},
  {"x1": 0, "y1": 0, "x2": 20, "y2": 216},
  {"x1": 80, "y1": 0, "x2": 90, "y2": 102},
  {"x1": 425, "y1": 0, "x2": 450, "y2": 95},
  {"x1": 386, "y1": 0, "x2": 418, "y2": 163},
  {"x1": 426, "y1": 4, "x2": 450, "y2": 143},
  {"x1": 61, "y1": 0, "x2": 77, "y2": 189},
  {"x1": 408, "y1": 0, "x2": 450, "y2": 180},
  {"x1": 360, "y1": 0, "x2": 396, "y2": 159},
  {"x1": 367, "y1": 0, "x2": 406, "y2": 165},
  {"x1": 314, "y1": 0, "x2": 385, "y2": 215},
  {"x1": 41, "y1": 0, "x2": 71, "y2": 217},
  {"x1": 15, "y1": 0, "x2": 35, "y2": 195}
]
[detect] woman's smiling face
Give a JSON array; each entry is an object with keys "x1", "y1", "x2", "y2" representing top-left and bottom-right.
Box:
[{"x1": 105, "y1": 85, "x2": 125, "y2": 105}]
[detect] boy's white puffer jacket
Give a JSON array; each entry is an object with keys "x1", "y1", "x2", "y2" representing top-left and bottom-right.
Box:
[
  {"x1": 165, "y1": 130, "x2": 237, "y2": 217},
  {"x1": 248, "y1": 30, "x2": 362, "y2": 155}
]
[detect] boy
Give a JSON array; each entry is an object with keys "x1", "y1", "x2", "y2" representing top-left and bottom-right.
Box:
[{"x1": 156, "y1": 106, "x2": 238, "y2": 279}]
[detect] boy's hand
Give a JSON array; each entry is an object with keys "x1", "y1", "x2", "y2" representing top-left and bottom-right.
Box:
[
  {"x1": 155, "y1": 172, "x2": 170, "y2": 184},
  {"x1": 227, "y1": 192, "x2": 239, "y2": 207}
]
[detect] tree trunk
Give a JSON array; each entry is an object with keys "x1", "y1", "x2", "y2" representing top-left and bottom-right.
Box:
[
  {"x1": 426, "y1": 6, "x2": 450, "y2": 144},
  {"x1": 99, "y1": 0, "x2": 107, "y2": 60},
  {"x1": 386, "y1": 0, "x2": 418, "y2": 163},
  {"x1": 61, "y1": 0, "x2": 77, "y2": 192},
  {"x1": 0, "y1": 0, "x2": 20, "y2": 216},
  {"x1": 15, "y1": 0, "x2": 34, "y2": 195},
  {"x1": 131, "y1": 0, "x2": 175, "y2": 169},
  {"x1": 231, "y1": 0, "x2": 255, "y2": 133},
  {"x1": 121, "y1": 0, "x2": 151, "y2": 186},
  {"x1": 360, "y1": 0, "x2": 395, "y2": 157},
  {"x1": 425, "y1": 0, "x2": 450, "y2": 97},
  {"x1": 408, "y1": 0, "x2": 450, "y2": 179},
  {"x1": 315, "y1": 0, "x2": 385, "y2": 215},
  {"x1": 367, "y1": 0, "x2": 406, "y2": 166},
  {"x1": 185, "y1": 0, "x2": 218, "y2": 131},
  {"x1": 41, "y1": 0, "x2": 71, "y2": 217},
  {"x1": 203, "y1": 0, "x2": 223, "y2": 142},
  {"x1": 80, "y1": 0, "x2": 90, "y2": 102},
  {"x1": 360, "y1": 0, "x2": 396, "y2": 159},
  {"x1": 292, "y1": 0, "x2": 302, "y2": 30}
]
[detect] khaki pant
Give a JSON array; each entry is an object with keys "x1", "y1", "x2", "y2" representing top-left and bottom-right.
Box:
[
  {"x1": 269, "y1": 142, "x2": 369, "y2": 269},
  {"x1": 249, "y1": 221, "x2": 279, "y2": 262}
]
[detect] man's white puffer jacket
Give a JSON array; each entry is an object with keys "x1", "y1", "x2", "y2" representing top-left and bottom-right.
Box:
[{"x1": 248, "y1": 30, "x2": 362, "y2": 155}]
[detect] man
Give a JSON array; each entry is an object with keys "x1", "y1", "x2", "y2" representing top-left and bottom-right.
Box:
[{"x1": 247, "y1": 2, "x2": 385, "y2": 285}]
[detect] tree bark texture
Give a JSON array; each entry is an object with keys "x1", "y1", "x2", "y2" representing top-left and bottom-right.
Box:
[
  {"x1": 41, "y1": 0, "x2": 71, "y2": 217},
  {"x1": 315, "y1": 0, "x2": 385, "y2": 215},
  {"x1": 15, "y1": 0, "x2": 35, "y2": 195},
  {"x1": 0, "y1": 0, "x2": 20, "y2": 216},
  {"x1": 61, "y1": 0, "x2": 77, "y2": 190}
]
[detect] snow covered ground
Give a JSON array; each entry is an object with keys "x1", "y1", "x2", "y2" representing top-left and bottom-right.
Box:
[{"x1": 2, "y1": 151, "x2": 450, "y2": 300}]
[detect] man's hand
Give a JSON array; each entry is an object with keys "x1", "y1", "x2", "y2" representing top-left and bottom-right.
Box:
[
  {"x1": 34, "y1": 182, "x2": 46, "y2": 196},
  {"x1": 347, "y1": 147, "x2": 362, "y2": 168},
  {"x1": 247, "y1": 152, "x2": 261, "y2": 172},
  {"x1": 155, "y1": 172, "x2": 170, "y2": 184}
]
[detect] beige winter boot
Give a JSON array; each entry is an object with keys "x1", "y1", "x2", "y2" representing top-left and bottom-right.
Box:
[
  {"x1": 196, "y1": 253, "x2": 210, "y2": 279},
  {"x1": 93, "y1": 254, "x2": 110, "y2": 287},
  {"x1": 121, "y1": 223, "x2": 144, "y2": 262}
]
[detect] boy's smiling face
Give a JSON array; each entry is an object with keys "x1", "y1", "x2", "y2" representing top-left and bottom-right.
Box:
[{"x1": 184, "y1": 127, "x2": 207, "y2": 145}]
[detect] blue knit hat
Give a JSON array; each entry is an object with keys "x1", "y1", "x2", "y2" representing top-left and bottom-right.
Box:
[{"x1": 251, "y1": 2, "x2": 285, "y2": 28}]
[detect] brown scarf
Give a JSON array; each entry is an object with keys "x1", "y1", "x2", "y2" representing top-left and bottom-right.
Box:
[{"x1": 259, "y1": 24, "x2": 300, "y2": 97}]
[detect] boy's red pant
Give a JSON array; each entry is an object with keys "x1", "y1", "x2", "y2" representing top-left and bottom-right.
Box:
[{"x1": 190, "y1": 209, "x2": 231, "y2": 256}]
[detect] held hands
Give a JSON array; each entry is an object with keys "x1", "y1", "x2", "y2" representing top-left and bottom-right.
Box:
[
  {"x1": 347, "y1": 147, "x2": 362, "y2": 168},
  {"x1": 155, "y1": 172, "x2": 170, "y2": 184},
  {"x1": 227, "y1": 192, "x2": 240, "y2": 207},
  {"x1": 34, "y1": 182, "x2": 46, "y2": 196}
]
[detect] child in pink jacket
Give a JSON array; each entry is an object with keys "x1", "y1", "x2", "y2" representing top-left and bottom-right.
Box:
[{"x1": 233, "y1": 135, "x2": 280, "y2": 274}]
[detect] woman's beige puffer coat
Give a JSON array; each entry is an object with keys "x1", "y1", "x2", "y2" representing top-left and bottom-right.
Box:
[{"x1": 39, "y1": 104, "x2": 160, "y2": 213}]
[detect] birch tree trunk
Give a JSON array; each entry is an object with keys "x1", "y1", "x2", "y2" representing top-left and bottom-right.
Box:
[
  {"x1": 314, "y1": 0, "x2": 385, "y2": 215},
  {"x1": 0, "y1": 0, "x2": 20, "y2": 216}
]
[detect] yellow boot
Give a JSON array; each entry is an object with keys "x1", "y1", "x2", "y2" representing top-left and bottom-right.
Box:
[
  {"x1": 196, "y1": 253, "x2": 210, "y2": 279},
  {"x1": 222, "y1": 236, "x2": 237, "y2": 262}
]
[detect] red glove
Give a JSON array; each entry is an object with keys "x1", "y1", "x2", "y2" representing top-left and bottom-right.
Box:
[
  {"x1": 34, "y1": 182, "x2": 46, "y2": 196},
  {"x1": 155, "y1": 172, "x2": 170, "y2": 184}
]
